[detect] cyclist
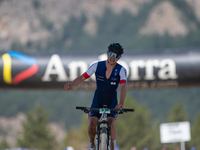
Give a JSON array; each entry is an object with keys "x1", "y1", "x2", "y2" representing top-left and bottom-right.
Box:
[{"x1": 64, "y1": 43, "x2": 127, "y2": 150}]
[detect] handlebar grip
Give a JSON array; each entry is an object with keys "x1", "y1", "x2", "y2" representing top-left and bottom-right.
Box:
[
  {"x1": 76, "y1": 106, "x2": 86, "y2": 110},
  {"x1": 123, "y1": 109, "x2": 134, "y2": 112}
]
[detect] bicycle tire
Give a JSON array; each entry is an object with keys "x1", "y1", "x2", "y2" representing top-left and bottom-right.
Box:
[{"x1": 100, "y1": 128, "x2": 107, "y2": 150}]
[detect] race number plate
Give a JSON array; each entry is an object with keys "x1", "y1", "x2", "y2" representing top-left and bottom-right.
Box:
[{"x1": 99, "y1": 108, "x2": 111, "y2": 114}]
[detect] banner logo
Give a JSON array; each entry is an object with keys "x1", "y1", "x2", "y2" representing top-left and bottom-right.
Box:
[{"x1": 2, "y1": 51, "x2": 39, "y2": 85}]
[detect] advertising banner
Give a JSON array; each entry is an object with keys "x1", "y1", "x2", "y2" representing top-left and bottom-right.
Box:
[{"x1": 0, "y1": 50, "x2": 200, "y2": 90}]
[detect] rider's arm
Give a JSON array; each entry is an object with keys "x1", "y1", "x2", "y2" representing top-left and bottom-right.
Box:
[
  {"x1": 64, "y1": 75, "x2": 86, "y2": 90},
  {"x1": 64, "y1": 62, "x2": 98, "y2": 90},
  {"x1": 115, "y1": 66, "x2": 127, "y2": 109},
  {"x1": 117, "y1": 83, "x2": 126, "y2": 108}
]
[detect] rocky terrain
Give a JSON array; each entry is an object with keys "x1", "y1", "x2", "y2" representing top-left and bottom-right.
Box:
[{"x1": 0, "y1": 0, "x2": 199, "y2": 51}]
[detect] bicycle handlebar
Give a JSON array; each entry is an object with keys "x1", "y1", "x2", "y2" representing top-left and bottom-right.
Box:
[{"x1": 76, "y1": 106, "x2": 134, "y2": 114}]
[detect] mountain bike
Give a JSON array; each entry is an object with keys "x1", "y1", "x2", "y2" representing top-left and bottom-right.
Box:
[{"x1": 76, "y1": 106, "x2": 134, "y2": 150}]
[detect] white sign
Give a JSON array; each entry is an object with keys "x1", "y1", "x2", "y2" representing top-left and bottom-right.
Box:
[{"x1": 160, "y1": 121, "x2": 191, "y2": 143}]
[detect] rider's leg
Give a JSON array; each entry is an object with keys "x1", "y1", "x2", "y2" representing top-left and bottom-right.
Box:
[
  {"x1": 107, "y1": 117, "x2": 116, "y2": 150},
  {"x1": 88, "y1": 116, "x2": 98, "y2": 148}
]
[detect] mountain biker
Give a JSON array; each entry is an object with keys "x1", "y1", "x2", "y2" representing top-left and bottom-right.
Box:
[{"x1": 64, "y1": 43, "x2": 127, "y2": 150}]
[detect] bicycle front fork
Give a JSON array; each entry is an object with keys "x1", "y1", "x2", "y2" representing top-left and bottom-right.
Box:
[{"x1": 96, "y1": 122, "x2": 111, "y2": 150}]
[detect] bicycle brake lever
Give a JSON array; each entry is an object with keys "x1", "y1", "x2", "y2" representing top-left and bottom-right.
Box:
[
  {"x1": 119, "y1": 109, "x2": 128, "y2": 114},
  {"x1": 118, "y1": 108, "x2": 123, "y2": 114},
  {"x1": 84, "y1": 110, "x2": 89, "y2": 113},
  {"x1": 83, "y1": 107, "x2": 90, "y2": 113}
]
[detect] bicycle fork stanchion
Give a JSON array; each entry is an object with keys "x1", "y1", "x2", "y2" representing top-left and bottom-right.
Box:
[
  {"x1": 107, "y1": 122, "x2": 111, "y2": 150},
  {"x1": 96, "y1": 122, "x2": 100, "y2": 150}
]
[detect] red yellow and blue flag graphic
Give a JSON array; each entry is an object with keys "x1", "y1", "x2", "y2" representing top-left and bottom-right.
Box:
[{"x1": 2, "y1": 51, "x2": 39, "y2": 85}]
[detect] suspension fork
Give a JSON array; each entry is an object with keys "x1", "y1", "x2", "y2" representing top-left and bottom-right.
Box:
[{"x1": 96, "y1": 121, "x2": 111, "y2": 150}]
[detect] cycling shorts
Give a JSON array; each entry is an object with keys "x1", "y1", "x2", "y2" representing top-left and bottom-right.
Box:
[{"x1": 88, "y1": 97, "x2": 118, "y2": 119}]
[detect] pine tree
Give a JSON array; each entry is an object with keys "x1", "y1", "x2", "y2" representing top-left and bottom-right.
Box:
[
  {"x1": 189, "y1": 113, "x2": 200, "y2": 149},
  {"x1": 17, "y1": 104, "x2": 57, "y2": 149},
  {"x1": 115, "y1": 96, "x2": 160, "y2": 150},
  {"x1": 0, "y1": 137, "x2": 10, "y2": 149},
  {"x1": 167, "y1": 101, "x2": 188, "y2": 122}
]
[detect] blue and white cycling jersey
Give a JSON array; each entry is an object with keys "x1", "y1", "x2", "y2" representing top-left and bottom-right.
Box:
[{"x1": 83, "y1": 61, "x2": 127, "y2": 107}]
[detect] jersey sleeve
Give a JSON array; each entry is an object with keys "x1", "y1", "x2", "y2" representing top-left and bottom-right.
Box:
[
  {"x1": 119, "y1": 66, "x2": 127, "y2": 84},
  {"x1": 82, "y1": 62, "x2": 98, "y2": 79}
]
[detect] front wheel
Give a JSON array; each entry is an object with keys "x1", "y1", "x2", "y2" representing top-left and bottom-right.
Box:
[{"x1": 100, "y1": 127, "x2": 107, "y2": 150}]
